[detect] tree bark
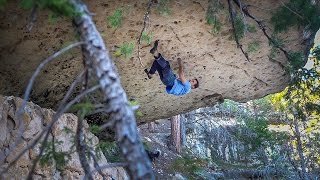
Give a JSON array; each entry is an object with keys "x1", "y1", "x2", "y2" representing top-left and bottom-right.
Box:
[
  {"x1": 171, "y1": 115, "x2": 181, "y2": 153},
  {"x1": 180, "y1": 115, "x2": 186, "y2": 147},
  {"x1": 293, "y1": 115, "x2": 309, "y2": 180},
  {"x1": 70, "y1": 0, "x2": 154, "y2": 179}
]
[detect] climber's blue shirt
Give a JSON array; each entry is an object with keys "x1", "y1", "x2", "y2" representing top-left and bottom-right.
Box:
[{"x1": 166, "y1": 79, "x2": 191, "y2": 96}]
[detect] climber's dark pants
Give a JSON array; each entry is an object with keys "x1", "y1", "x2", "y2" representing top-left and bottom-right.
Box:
[{"x1": 149, "y1": 55, "x2": 176, "y2": 87}]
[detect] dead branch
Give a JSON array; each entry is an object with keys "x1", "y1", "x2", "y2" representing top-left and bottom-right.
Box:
[
  {"x1": 77, "y1": 116, "x2": 94, "y2": 180},
  {"x1": 137, "y1": 0, "x2": 153, "y2": 67},
  {"x1": 0, "y1": 85, "x2": 99, "y2": 177},
  {"x1": 70, "y1": 0, "x2": 154, "y2": 179},
  {"x1": 25, "y1": 85, "x2": 100, "y2": 180},
  {"x1": 87, "y1": 148, "x2": 106, "y2": 180},
  {"x1": 0, "y1": 42, "x2": 84, "y2": 169},
  {"x1": 227, "y1": 0, "x2": 250, "y2": 62},
  {"x1": 232, "y1": 0, "x2": 291, "y2": 60},
  {"x1": 26, "y1": 5, "x2": 38, "y2": 32},
  {"x1": 89, "y1": 163, "x2": 128, "y2": 176}
]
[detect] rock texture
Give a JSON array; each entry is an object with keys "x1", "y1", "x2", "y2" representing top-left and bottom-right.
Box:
[
  {"x1": 0, "y1": 0, "x2": 308, "y2": 122},
  {"x1": 0, "y1": 95, "x2": 128, "y2": 180}
]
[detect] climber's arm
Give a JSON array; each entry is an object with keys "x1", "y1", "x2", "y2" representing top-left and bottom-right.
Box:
[{"x1": 177, "y1": 58, "x2": 187, "y2": 83}]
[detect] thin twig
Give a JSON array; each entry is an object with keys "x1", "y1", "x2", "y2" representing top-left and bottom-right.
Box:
[
  {"x1": 26, "y1": 5, "x2": 38, "y2": 32},
  {"x1": 77, "y1": 116, "x2": 93, "y2": 180},
  {"x1": 25, "y1": 85, "x2": 100, "y2": 180},
  {"x1": 87, "y1": 148, "x2": 106, "y2": 180},
  {"x1": 280, "y1": 1, "x2": 308, "y2": 22},
  {"x1": 227, "y1": 0, "x2": 250, "y2": 62},
  {"x1": 89, "y1": 163, "x2": 128, "y2": 176},
  {"x1": 0, "y1": 85, "x2": 99, "y2": 177},
  {"x1": 232, "y1": 0, "x2": 291, "y2": 60},
  {"x1": 0, "y1": 42, "x2": 84, "y2": 169},
  {"x1": 137, "y1": 0, "x2": 153, "y2": 67}
]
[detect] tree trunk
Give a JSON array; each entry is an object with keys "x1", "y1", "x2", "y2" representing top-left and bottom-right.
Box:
[
  {"x1": 180, "y1": 115, "x2": 186, "y2": 147},
  {"x1": 70, "y1": 0, "x2": 154, "y2": 179},
  {"x1": 170, "y1": 115, "x2": 181, "y2": 153},
  {"x1": 293, "y1": 115, "x2": 309, "y2": 180}
]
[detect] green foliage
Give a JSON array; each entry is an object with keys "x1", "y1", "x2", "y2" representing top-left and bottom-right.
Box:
[
  {"x1": 129, "y1": 100, "x2": 144, "y2": 118},
  {"x1": 114, "y1": 42, "x2": 135, "y2": 59},
  {"x1": 234, "y1": 15, "x2": 245, "y2": 40},
  {"x1": 171, "y1": 154, "x2": 208, "y2": 179},
  {"x1": 157, "y1": 0, "x2": 171, "y2": 16},
  {"x1": 270, "y1": 46, "x2": 320, "y2": 174},
  {"x1": 89, "y1": 124, "x2": 100, "y2": 135},
  {"x1": 98, "y1": 141, "x2": 122, "y2": 162},
  {"x1": 271, "y1": 0, "x2": 320, "y2": 33},
  {"x1": 39, "y1": 140, "x2": 71, "y2": 170},
  {"x1": 287, "y1": 51, "x2": 305, "y2": 71},
  {"x1": 247, "y1": 24, "x2": 256, "y2": 33},
  {"x1": 206, "y1": 0, "x2": 223, "y2": 34},
  {"x1": 241, "y1": 117, "x2": 272, "y2": 149},
  {"x1": 107, "y1": 8, "x2": 123, "y2": 28},
  {"x1": 20, "y1": 0, "x2": 77, "y2": 17},
  {"x1": 48, "y1": 12, "x2": 60, "y2": 24},
  {"x1": 206, "y1": 15, "x2": 222, "y2": 34},
  {"x1": 247, "y1": 40, "x2": 260, "y2": 53},
  {"x1": 141, "y1": 31, "x2": 153, "y2": 45},
  {"x1": 269, "y1": 34, "x2": 284, "y2": 58},
  {"x1": 0, "y1": 0, "x2": 6, "y2": 9},
  {"x1": 142, "y1": 141, "x2": 151, "y2": 151},
  {"x1": 70, "y1": 102, "x2": 95, "y2": 118}
]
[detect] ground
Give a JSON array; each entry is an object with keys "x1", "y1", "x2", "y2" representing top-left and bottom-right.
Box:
[{"x1": 138, "y1": 119, "x2": 214, "y2": 179}]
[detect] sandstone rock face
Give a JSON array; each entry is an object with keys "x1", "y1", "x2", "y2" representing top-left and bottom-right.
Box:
[
  {"x1": 0, "y1": 0, "x2": 308, "y2": 122},
  {"x1": 0, "y1": 96, "x2": 128, "y2": 180}
]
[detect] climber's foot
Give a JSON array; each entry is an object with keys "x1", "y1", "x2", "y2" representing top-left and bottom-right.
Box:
[{"x1": 150, "y1": 40, "x2": 159, "y2": 54}]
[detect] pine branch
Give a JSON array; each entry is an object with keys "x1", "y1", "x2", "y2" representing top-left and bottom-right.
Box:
[
  {"x1": 232, "y1": 0, "x2": 291, "y2": 60},
  {"x1": 227, "y1": 0, "x2": 250, "y2": 62}
]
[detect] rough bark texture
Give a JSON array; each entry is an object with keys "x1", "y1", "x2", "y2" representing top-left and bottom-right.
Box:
[
  {"x1": 0, "y1": 0, "x2": 310, "y2": 122},
  {"x1": 69, "y1": 0, "x2": 154, "y2": 179},
  {"x1": 0, "y1": 96, "x2": 128, "y2": 180},
  {"x1": 170, "y1": 115, "x2": 181, "y2": 153}
]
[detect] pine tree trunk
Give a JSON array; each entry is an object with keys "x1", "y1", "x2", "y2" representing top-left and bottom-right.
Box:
[
  {"x1": 171, "y1": 115, "x2": 181, "y2": 153},
  {"x1": 180, "y1": 115, "x2": 186, "y2": 147},
  {"x1": 70, "y1": 0, "x2": 154, "y2": 179}
]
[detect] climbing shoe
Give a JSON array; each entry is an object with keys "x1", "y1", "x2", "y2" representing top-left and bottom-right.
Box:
[
  {"x1": 150, "y1": 40, "x2": 159, "y2": 54},
  {"x1": 144, "y1": 69, "x2": 152, "y2": 79}
]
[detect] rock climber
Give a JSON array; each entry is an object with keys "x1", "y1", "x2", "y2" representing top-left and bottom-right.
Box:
[{"x1": 144, "y1": 40, "x2": 199, "y2": 96}]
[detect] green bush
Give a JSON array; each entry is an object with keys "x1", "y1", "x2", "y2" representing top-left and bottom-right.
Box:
[
  {"x1": 114, "y1": 42, "x2": 135, "y2": 59},
  {"x1": 206, "y1": 0, "x2": 223, "y2": 34},
  {"x1": 0, "y1": 0, "x2": 6, "y2": 9},
  {"x1": 141, "y1": 31, "x2": 153, "y2": 45},
  {"x1": 247, "y1": 41, "x2": 260, "y2": 53},
  {"x1": 107, "y1": 8, "x2": 123, "y2": 28},
  {"x1": 99, "y1": 141, "x2": 122, "y2": 162},
  {"x1": 234, "y1": 15, "x2": 245, "y2": 40},
  {"x1": 20, "y1": 0, "x2": 77, "y2": 17},
  {"x1": 171, "y1": 155, "x2": 208, "y2": 179},
  {"x1": 271, "y1": 0, "x2": 320, "y2": 33},
  {"x1": 157, "y1": 0, "x2": 171, "y2": 16},
  {"x1": 207, "y1": 15, "x2": 222, "y2": 34}
]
